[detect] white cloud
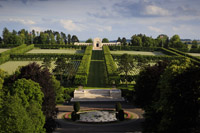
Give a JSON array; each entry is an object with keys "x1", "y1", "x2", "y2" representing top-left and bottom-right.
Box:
[
  {"x1": 144, "y1": 5, "x2": 170, "y2": 16},
  {"x1": 8, "y1": 18, "x2": 35, "y2": 25},
  {"x1": 97, "y1": 26, "x2": 112, "y2": 32},
  {"x1": 148, "y1": 26, "x2": 162, "y2": 33},
  {"x1": 30, "y1": 26, "x2": 44, "y2": 32},
  {"x1": 60, "y1": 19, "x2": 84, "y2": 32}
]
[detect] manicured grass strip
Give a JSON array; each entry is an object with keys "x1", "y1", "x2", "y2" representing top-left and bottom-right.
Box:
[
  {"x1": 91, "y1": 50, "x2": 103, "y2": 60},
  {"x1": 87, "y1": 61, "x2": 106, "y2": 87}
]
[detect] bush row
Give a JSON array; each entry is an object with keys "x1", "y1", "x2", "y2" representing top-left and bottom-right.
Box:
[
  {"x1": 74, "y1": 46, "x2": 93, "y2": 85},
  {"x1": 109, "y1": 46, "x2": 161, "y2": 51},
  {"x1": 10, "y1": 53, "x2": 83, "y2": 60},
  {"x1": 0, "y1": 44, "x2": 21, "y2": 48},
  {"x1": 112, "y1": 54, "x2": 185, "y2": 62},
  {"x1": 159, "y1": 47, "x2": 180, "y2": 56},
  {"x1": 103, "y1": 46, "x2": 120, "y2": 85},
  {"x1": 34, "y1": 44, "x2": 87, "y2": 50},
  {"x1": 0, "y1": 44, "x2": 33, "y2": 65},
  {"x1": 168, "y1": 48, "x2": 200, "y2": 65},
  {"x1": 189, "y1": 48, "x2": 200, "y2": 53}
]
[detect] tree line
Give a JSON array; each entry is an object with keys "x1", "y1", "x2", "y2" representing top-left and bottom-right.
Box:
[{"x1": 0, "y1": 27, "x2": 79, "y2": 46}]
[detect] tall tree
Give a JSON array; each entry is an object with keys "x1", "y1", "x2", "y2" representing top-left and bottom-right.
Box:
[
  {"x1": 117, "y1": 37, "x2": 122, "y2": 43},
  {"x1": 191, "y1": 40, "x2": 198, "y2": 48},
  {"x1": 71, "y1": 35, "x2": 79, "y2": 44},
  {"x1": 102, "y1": 38, "x2": 109, "y2": 43},
  {"x1": 131, "y1": 35, "x2": 142, "y2": 46},
  {"x1": 42, "y1": 57, "x2": 52, "y2": 70},
  {"x1": 7, "y1": 62, "x2": 57, "y2": 132},
  {"x1": 67, "y1": 34, "x2": 71, "y2": 44},
  {"x1": 86, "y1": 38, "x2": 93, "y2": 43},
  {"x1": 2, "y1": 27, "x2": 11, "y2": 45},
  {"x1": 118, "y1": 54, "x2": 134, "y2": 86},
  {"x1": 121, "y1": 37, "x2": 127, "y2": 46}
]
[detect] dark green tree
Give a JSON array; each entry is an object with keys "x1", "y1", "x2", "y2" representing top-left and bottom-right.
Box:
[
  {"x1": 191, "y1": 40, "x2": 198, "y2": 48},
  {"x1": 118, "y1": 54, "x2": 134, "y2": 86},
  {"x1": 42, "y1": 58, "x2": 51, "y2": 69},
  {"x1": 121, "y1": 37, "x2": 127, "y2": 46},
  {"x1": 117, "y1": 37, "x2": 122, "y2": 43},
  {"x1": 131, "y1": 35, "x2": 142, "y2": 46},
  {"x1": 68, "y1": 34, "x2": 71, "y2": 44},
  {"x1": 86, "y1": 38, "x2": 93, "y2": 43},
  {"x1": 71, "y1": 35, "x2": 79, "y2": 44},
  {"x1": 102, "y1": 38, "x2": 109, "y2": 43}
]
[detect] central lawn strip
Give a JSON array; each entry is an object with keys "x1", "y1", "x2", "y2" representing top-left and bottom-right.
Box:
[
  {"x1": 87, "y1": 61, "x2": 106, "y2": 87},
  {"x1": 91, "y1": 50, "x2": 103, "y2": 60}
]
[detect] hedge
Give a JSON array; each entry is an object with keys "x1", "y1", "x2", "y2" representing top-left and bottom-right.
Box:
[
  {"x1": 109, "y1": 46, "x2": 161, "y2": 52},
  {"x1": 0, "y1": 44, "x2": 34, "y2": 65},
  {"x1": 189, "y1": 48, "x2": 200, "y2": 53},
  {"x1": 74, "y1": 45, "x2": 93, "y2": 85},
  {"x1": 103, "y1": 46, "x2": 120, "y2": 85},
  {"x1": 112, "y1": 54, "x2": 185, "y2": 62},
  {"x1": 168, "y1": 48, "x2": 200, "y2": 65},
  {"x1": 34, "y1": 44, "x2": 87, "y2": 50}
]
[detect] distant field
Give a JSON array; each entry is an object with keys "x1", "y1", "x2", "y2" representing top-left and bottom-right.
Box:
[
  {"x1": 187, "y1": 53, "x2": 200, "y2": 57},
  {"x1": 27, "y1": 49, "x2": 84, "y2": 54},
  {"x1": 0, "y1": 61, "x2": 55, "y2": 75},
  {"x1": 110, "y1": 51, "x2": 164, "y2": 56},
  {"x1": 0, "y1": 49, "x2": 10, "y2": 53}
]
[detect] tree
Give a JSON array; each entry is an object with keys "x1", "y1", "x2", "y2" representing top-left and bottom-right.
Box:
[
  {"x1": 68, "y1": 34, "x2": 71, "y2": 44},
  {"x1": 71, "y1": 35, "x2": 79, "y2": 44},
  {"x1": 169, "y1": 34, "x2": 187, "y2": 48},
  {"x1": 131, "y1": 35, "x2": 142, "y2": 46},
  {"x1": 0, "y1": 95, "x2": 34, "y2": 133},
  {"x1": 121, "y1": 37, "x2": 127, "y2": 46},
  {"x1": 2, "y1": 27, "x2": 11, "y2": 45},
  {"x1": 191, "y1": 40, "x2": 198, "y2": 48},
  {"x1": 61, "y1": 32, "x2": 67, "y2": 44},
  {"x1": 118, "y1": 54, "x2": 134, "y2": 86},
  {"x1": 134, "y1": 61, "x2": 168, "y2": 109},
  {"x1": 7, "y1": 62, "x2": 57, "y2": 132},
  {"x1": 42, "y1": 57, "x2": 52, "y2": 69},
  {"x1": 156, "y1": 59, "x2": 200, "y2": 132},
  {"x1": 156, "y1": 34, "x2": 169, "y2": 47},
  {"x1": 86, "y1": 38, "x2": 93, "y2": 43},
  {"x1": 0, "y1": 37, "x2": 2, "y2": 44},
  {"x1": 117, "y1": 37, "x2": 122, "y2": 43},
  {"x1": 53, "y1": 57, "x2": 68, "y2": 84},
  {"x1": 102, "y1": 38, "x2": 109, "y2": 43}
]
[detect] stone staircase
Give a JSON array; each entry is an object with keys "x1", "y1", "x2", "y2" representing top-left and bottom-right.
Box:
[{"x1": 71, "y1": 89, "x2": 124, "y2": 102}]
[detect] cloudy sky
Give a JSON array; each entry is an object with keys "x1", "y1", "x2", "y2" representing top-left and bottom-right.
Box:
[{"x1": 0, "y1": 0, "x2": 200, "y2": 40}]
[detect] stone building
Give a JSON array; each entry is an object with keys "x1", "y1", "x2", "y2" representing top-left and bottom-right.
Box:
[{"x1": 74, "y1": 37, "x2": 121, "y2": 50}]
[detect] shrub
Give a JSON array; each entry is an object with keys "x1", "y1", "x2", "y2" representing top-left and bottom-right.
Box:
[
  {"x1": 118, "y1": 109, "x2": 125, "y2": 121},
  {"x1": 73, "y1": 102, "x2": 80, "y2": 112},
  {"x1": 71, "y1": 111, "x2": 80, "y2": 121},
  {"x1": 115, "y1": 102, "x2": 122, "y2": 112}
]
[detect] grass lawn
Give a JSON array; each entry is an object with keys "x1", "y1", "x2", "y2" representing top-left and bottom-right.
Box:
[
  {"x1": 110, "y1": 50, "x2": 164, "y2": 56},
  {"x1": 0, "y1": 49, "x2": 10, "y2": 53},
  {"x1": 0, "y1": 61, "x2": 56, "y2": 75},
  {"x1": 27, "y1": 49, "x2": 84, "y2": 54},
  {"x1": 87, "y1": 50, "x2": 106, "y2": 87},
  {"x1": 187, "y1": 53, "x2": 200, "y2": 57}
]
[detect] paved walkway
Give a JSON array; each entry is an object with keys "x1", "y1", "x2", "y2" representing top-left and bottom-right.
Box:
[{"x1": 54, "y1": 102, "x2": 144, "y2": 133}]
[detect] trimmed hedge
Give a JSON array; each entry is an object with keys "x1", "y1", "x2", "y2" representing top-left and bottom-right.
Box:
[
  {"x1": 74, "y1": 45, "x2": 93, "y2": 85},
  {"x1": 0, "y1": 44, "x2": 34, "y2": 65},
  {"x1": 190, "y1": 48, "x2": 200, "y2": 53},
  {"x1": 103, "y1": 46, "x2": 120, "y2": 85},
  {"x1": 168, "y1": 48, "x2": 200, "y2": 65},
  {"x1": 34, "y1": 44, "x2": 87, "y2": 50},
  {"x1": 109, "y1": 46, "x2": 161, "y2": 51},
  {"x1": 10, "y1": 53, "x2": 83, "y2": 61},
  {"x1": 112, "y1": 54, "x2": 185, "y2": 62}
]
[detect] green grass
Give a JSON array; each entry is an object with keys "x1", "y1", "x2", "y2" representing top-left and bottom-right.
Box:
[
  {"x1": 0, "y1": 49, "x2": 10, "y2": 53},
  {"x1": 87, "y1": 61, "x2": 106, "y2": 87},
  {"x1": 27, "y1": 49, "x2": 84, "y2": 54},
  {"x1": 110, "y1": 50, "x2": 164, "y2": 56},
  {"x1": 87, "y1": 50, "x2": 106, "y2": 87},
  {"x1": 0, "y1": 61, "x2": 56, "y2": 75}
]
